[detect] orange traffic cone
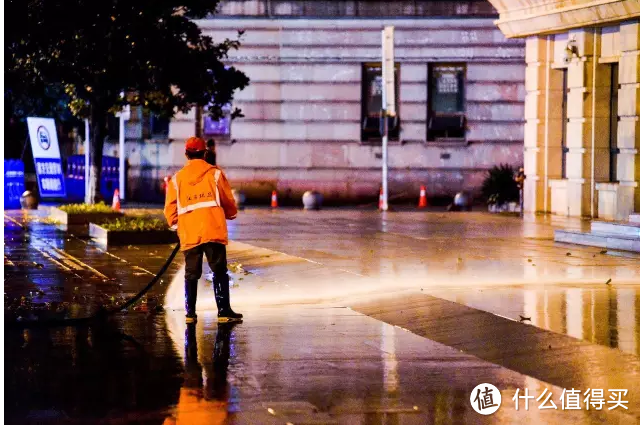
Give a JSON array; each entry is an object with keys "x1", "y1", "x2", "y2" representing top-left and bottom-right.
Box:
[
  {"x1": 112, "y1": 188, "x2": 121, "y2": 211},
  {"x1": 378, "y1": 187, "x2": 384, "y2": 210},
  {"x1": 418, "y1": 185, "x2": 428, "y2": 208},
  {"x1": 270, "y1": 190, "x2": 278, "y2": 208}
]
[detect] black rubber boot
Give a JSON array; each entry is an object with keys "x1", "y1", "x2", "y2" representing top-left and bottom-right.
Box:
[
  {"x1": 213, "y1": 273, "x2": 242, "y2": 322},
  {"x1": 184, "y1": 279, "x2": 198, "y2": 323}
]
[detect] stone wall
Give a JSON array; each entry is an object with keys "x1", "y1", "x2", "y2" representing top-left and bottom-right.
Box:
[
  {"x1": 156, "y1": 17, "x2": 525, "y2": 203},
  {"x1": 105, "y1": 13, "x2": 526, "y2": 204}
]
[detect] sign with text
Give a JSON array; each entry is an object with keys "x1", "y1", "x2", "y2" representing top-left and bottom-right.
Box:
[
  {"x1": 27, "y1": 117, "x2": 67, "y2": 198},
  {"x1": 4, "y1": 159, "x2": 26, "y2": 209},
  {"x1": 204, "y1": 115, "x2": 230, "y2": 135},
  {"x1": 203, "y1": 104, "x2": 231, "y2": 136},
  {"x1": 381, "y1": 26, "x2": 396, "y2": 117}
]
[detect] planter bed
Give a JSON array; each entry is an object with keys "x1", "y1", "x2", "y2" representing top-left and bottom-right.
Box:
[
  {"x1": 50, "y1": 206, "x2": 123, "y2": 226},
  {"x1": 89, "y1": 223, "x2": 178, "y2": 247},
  {"x1": 50, "y1": 207, "x2": 124, "y2": 236},
  {"x1": 488, "y1": 202, "x2": 520, "y2": 214}
]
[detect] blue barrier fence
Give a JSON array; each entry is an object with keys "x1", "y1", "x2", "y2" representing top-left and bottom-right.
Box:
[
  {"x1": 65, "y1": 155, "x2": 120, "y2": 202},
  {"x1": 3, "y1": 156, "x2": 120, "y2": 208},
  {"x1": 4, "y1": 159, "x2": 26, "y2": 209}
]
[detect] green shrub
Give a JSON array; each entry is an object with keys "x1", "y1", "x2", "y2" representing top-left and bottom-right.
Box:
[
  {"x1": 97, "y1": 216, "x2": 168, "y2": 232},
  {"x1": 58, "y1": 202, "x2": 114, "y2": 214},
  {"x1": 481, "y1": 164, "x2": 520, "y2": 205}
]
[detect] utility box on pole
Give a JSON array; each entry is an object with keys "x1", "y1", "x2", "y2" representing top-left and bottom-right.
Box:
[{"x1": 380, "y1": 26, "x2": 395, "y2": 211}]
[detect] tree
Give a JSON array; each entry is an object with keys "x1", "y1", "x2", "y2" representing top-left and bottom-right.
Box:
[
  {"x1": 5, "y1": 82, "x2": 79, "y2": 159},
  {"x1": 6, "y1": 0, "x2": 249, "y2": 203}
]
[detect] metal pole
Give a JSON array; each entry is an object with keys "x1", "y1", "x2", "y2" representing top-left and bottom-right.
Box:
[
  {"x1": 380, "y1": 26, "x2": 394, "y2": 213},
  {"x1": 590, "y1": 29, "x2": 598, "y2": 218},
  {"x1": 119, "y1": 115, "x2": 125, "y2": 201},
  {"x1": 381, "y1": 109, "x2": 389, "y2": 211},
  {"x1": 84, "y1": 119, "x2": 90, "y2": 203}
]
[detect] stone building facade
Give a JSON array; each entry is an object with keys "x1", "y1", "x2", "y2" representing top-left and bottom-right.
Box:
[
  {"x1": 106, "y1": 0, "x2": 526, "y2": 204},
  {"x1": 488, "y1": 0, "x2": 640, "y2": 220}
]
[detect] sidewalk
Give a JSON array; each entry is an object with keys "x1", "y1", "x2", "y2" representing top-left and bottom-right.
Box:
[{"x1": 4, "y1": 209, "x2": 640, "y2": 424}]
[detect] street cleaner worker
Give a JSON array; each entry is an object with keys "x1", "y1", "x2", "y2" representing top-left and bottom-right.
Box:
[{"x1": 164, "y1": 136, "x2": 242, "y2": 324}]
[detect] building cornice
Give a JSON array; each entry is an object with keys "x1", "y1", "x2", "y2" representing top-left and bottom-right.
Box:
[{"x1": 486, "y1": 0, "x2": 640, "y2": 38}]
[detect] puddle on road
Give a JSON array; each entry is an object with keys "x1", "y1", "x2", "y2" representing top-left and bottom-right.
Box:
[
  {"x1": 427, "y1": 285, "x2": 640, "y2": 356},
  {"x1": 4, "y1": 314, "x2": 183, "y2": 424}
]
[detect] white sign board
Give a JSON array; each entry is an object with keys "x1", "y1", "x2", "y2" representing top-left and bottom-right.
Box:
[
  {"x1": 382, "y1": 26, "x2": 396, "y2": 117},
  {"x1": 27, "y1": 117, "x2": 66, "y2": 198}
]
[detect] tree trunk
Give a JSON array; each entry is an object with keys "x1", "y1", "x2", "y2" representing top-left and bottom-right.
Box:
[{"x1": 86, "y1": 104, "x2": 107, "y2": 204}]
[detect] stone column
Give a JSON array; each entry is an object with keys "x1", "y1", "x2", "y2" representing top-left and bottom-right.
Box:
[
  {"x1": 523, "y1": 36, "x2": 551, "y2": 213},
  {"x1": 617, "y1": 21, "x2": 640, "y2": 217},
  {"x1": 564, "y1": 29, "x2": 594, "y2": 218},
  {"x1": 546, "y1": 36, "x2": 566, "y2": 216}
]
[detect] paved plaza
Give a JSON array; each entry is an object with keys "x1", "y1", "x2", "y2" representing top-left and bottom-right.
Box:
[{"x1": 4, "y1": 208, "x2": 640, "y2": 424}]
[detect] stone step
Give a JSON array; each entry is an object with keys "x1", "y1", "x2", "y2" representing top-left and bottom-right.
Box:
[
  {"x1": 630, "y1": 214, "x2": 640, "y2": 224},
  {"x1": 591, "y1": 220, "x2": 640, "y2": 237},
  {"x1": 554, "y1": 230, "x2": 640, "y2": 253}
]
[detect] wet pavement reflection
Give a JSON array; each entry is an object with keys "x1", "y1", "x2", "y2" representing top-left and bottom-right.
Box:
[
  {"x1": 4, "y1": 208, "x2": 640, "y2": 424},
  {"x1": 163, "y1": 321, "x2": 239, "y2": 425},
  {"x1": 426, "y1": 284, "x2": 640, "y2": 356},
  {"x1": 4, "y1": 315, "x2": 183, "y2": 424}
]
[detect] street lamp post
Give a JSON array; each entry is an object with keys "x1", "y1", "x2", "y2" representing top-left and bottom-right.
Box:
[
  {"x1": 116, "y1": 101, "x2": 130, "y2": 201},
  {"x1": 84, "y1": 119, "x2": 90, "y2": 204},
  {"x1": 381, "y1": 26, "x2": 395, "y2": 212}
]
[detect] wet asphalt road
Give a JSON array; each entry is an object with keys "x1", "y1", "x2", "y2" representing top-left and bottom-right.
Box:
[{"x1": 4, "y1": 207, "x2": 640, "y2": 424}]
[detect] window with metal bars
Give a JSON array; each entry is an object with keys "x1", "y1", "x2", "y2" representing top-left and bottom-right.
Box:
[
  {"x1": 427, "y1": 63, "x2": 466, "y2": 141},
  {"x1": 561, "y1": 69, "x2": 568, "y2": 179},
  {"x1": 361, "y1": 62, "x2": 400, "y2": 143},
  {"x1": 609, "y1": 63, "x2": 619, "y2": 182}
]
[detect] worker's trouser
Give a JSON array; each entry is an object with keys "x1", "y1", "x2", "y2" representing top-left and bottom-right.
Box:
[{"x1": 183, "y1": 242, "x2": 229, "y2": 315}]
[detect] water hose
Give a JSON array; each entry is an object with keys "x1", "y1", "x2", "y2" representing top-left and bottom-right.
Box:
[{"x1": 6, "y1": 243, "x2": 181, "y2": 329}]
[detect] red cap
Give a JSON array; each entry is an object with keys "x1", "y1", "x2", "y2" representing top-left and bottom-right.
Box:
[{"x1": 185, "y1": 136, "x2": 206, "y2": 152}]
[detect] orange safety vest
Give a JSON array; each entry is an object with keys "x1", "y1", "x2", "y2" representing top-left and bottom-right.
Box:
[
  {"x1": 172, "y1": 169, "x2": 222, "y2": 215},
  {"x1": 164, "y1": 159, "x2": 237, "y2": 251}
]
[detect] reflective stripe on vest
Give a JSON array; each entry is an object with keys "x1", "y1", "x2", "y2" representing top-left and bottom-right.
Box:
[{"x1": 173, "y1": 169, "x2": 222, "y2": 216}]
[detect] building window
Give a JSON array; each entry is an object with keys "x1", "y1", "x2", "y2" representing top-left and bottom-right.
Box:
[
  {"x1": 141, "y1": 111, "x2": 170, "y2": 139},
  {"x1": 107, "y1": 115, "x2": 120, "y2": 140},
  {"x1": 427, "y1": 64, "x2": 466, "y2": 141},
  {"x1": 150, "y1": 114, "x2": 169, "y2": 137},
  {"x1": 609, "y1": 63, "x2": 619, "y2": 182},
  {"x1": 361, "y1": 62, "x2": 400, "y2": 142},
  {"x1": 561, "y1": 69, "x2": 568, "y2": 179}
]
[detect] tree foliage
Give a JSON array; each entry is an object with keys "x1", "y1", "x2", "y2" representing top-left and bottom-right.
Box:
[{"x1": 6, "y1": 0, "x2": 250, "y2": 202}]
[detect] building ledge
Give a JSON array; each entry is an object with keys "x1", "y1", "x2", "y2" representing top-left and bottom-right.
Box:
[
  {"x1": 488, "y1": 0, "x2": 640, "y2": 38},
  {"x1": 598, "y1": 56, "x2": 620, "y2": 64},
  {"x1": 595, "y1": 182, "x2": 619, "y2": 192},
  {"x1": 549, "y1": 178, "x2": 567, "y2": 188}
]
